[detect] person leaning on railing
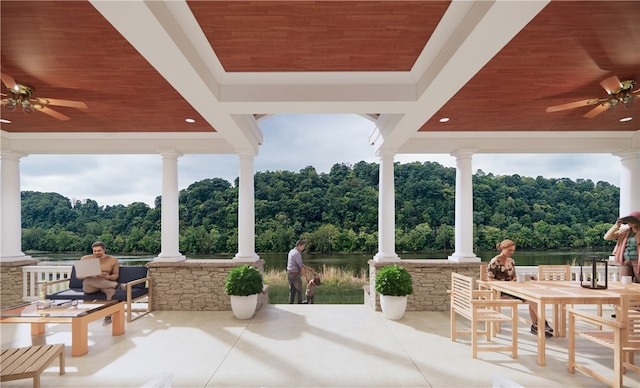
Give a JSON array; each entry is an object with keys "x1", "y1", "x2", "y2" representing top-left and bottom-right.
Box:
[{"x1": 604, "y1": 211, "x2": 640, "y2": 284}]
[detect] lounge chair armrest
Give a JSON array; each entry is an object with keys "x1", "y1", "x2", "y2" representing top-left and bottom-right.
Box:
[
  {"x1": 567, "y1": 307, "x2": 625, "y2": 329},
  {"x1": 39, "y1": 278, "x2": 71, "y2": 293},
  {"x1": 123, "y1": 276, "x2": 151, "y2": 289},
  {"x1": 41, "y1": 278, "x2": 70, "y2": 287}
]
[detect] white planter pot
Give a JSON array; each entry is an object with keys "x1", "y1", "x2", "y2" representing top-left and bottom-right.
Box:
[
  {"x1": 380, "y1": 295, "x2": 407, "y2": 320},
  {"x1": 230, "y1": 294, "x2": 258, "y2": 320}
]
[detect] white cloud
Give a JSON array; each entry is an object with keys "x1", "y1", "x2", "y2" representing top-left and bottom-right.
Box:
[{"x1": 18, "y1": 114, "x2": 621, "y2": 207}]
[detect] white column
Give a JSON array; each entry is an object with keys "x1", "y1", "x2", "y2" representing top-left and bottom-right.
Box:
[
  {"x1": 234, "y1": 151, "x2": 259, "y2": 262},
  {"x1": 374, "y1": 151, "x2": 400, "y2": 262},
  {"x1": 156, "y1": 151, "x2": 185, "y2": 262},
  {"x1": 449, "y1": 149, "x2": 480, "y2": 262},
  {"x1": 0, "y1": 151, "x2": 31, "y2": 262},
  {"x1": 616, "y1": 149, "x2": 640, "y2": 216}
]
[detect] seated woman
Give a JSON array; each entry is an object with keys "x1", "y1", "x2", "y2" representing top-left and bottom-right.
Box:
[{"x1": 487, "y1": 239, "x2": 553, "y2": 338}]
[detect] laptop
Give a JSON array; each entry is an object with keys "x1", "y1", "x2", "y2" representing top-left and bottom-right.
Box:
[{"x1": 73, "y1": 258, "x2": 102, "y2": 279}]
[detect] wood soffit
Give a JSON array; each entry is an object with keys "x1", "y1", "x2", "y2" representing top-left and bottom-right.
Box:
[{"x1": 0, "y1": 1, "x2": 638, "y2": 135}]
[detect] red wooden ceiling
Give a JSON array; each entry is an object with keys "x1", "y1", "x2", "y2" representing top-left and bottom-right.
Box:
[
  {"x1": 419, "y1": 1, "x2": 640, "y2": 132},
  {"x1": 1, "y1": 1, "x2": 638, "y2": 134}
]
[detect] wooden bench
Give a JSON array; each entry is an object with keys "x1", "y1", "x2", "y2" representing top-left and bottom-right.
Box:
[{"x1": 1, "y1": 344, "x2": 65, "y2": 388}]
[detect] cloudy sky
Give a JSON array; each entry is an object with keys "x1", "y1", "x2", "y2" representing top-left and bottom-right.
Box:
[{"x1": 19, "y1": 114, "x2": 620, "y2": 207}]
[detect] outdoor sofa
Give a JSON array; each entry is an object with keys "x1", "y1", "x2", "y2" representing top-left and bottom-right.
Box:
[{"x1": 43, "y1": 265, "x2": 152, "y2": 322}]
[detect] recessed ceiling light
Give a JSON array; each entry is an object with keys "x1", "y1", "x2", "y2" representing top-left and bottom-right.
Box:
[
  {"x1": 0, "y1": 118, "x2": 11, "y2": 124},
  {"x1": 185, "y1": 118, "x2": 195, "y2": 123},
  {"x1": 439, "y1": 117, "x2": 450, "y2": 123},
  {"x1": 619, "y1": 117, "x2": 633, "y2": 122}
]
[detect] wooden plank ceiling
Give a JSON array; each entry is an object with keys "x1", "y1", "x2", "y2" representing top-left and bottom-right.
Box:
[{"x1": 1, "y1": 1, "x2": 638, "y2": 134}]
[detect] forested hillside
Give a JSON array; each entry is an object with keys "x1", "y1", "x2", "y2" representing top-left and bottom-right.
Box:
[{"x1": 21, "y1": 161, "x2": 619, "y2": 254}]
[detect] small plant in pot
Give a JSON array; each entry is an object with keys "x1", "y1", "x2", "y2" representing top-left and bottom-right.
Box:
[
  {"x1": 225, "y1": 264, "x2": 264, "y2": 319},
  {"x1": 375, "y1": 264, "x2": 413, "y2": 320}
]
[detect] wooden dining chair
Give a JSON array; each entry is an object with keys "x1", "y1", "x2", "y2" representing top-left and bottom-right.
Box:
[
  {"x1": 568, "y1": 293, "x2": 640, "y2": 388},
  {"x1": 478, "y1": 263, "x2": 491, "y2": 290},
  {"x1": 479, "y1": 264, "x2": 488, "y2": 282},
  {"x1": 537, "y1": 264, "x2": 572, "y2": 281},
  {"x1": 538, "y1": 264, "x2": 572, "y2": 336},
  {"x1": 450, "y1": 272, "x2": 521, "y2": 359}
]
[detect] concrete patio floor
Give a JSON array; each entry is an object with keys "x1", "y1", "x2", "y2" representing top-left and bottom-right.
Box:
[{"x1": 1, "y1": 303, "x2": 638, "y2": 387}]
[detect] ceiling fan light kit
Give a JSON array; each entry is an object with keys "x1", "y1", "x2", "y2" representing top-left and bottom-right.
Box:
[
  {"x1": 1, "y1": 72, "x2": 87, "y2": 121},
  {"x1": 546, "y1": 75, "x2": 639, "y2": 119}
]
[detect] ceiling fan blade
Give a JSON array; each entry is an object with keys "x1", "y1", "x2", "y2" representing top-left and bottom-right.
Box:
[
  {"x1": 0, "y1": 72, "x2": 18, "y2": 90},
  {"x1": 600, "y1": 76, "x2": 622, "y2": 95},
  {"x1": 546, "y1": 98, "x2": 601, "y2": 113},
  {"x1": 583, "y1": 102, "x2": 611, "y2": 119},
  {"x1": 35, "y1": 97, "x2": 87, "y2": 109},
  {"x1": 36, "y1": 106, "x2": 70, "y2": 121}
]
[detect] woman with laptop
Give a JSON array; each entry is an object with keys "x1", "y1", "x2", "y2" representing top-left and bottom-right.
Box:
[{"x1": 79, "y1": 241, "x2": 125, "y2": 325}]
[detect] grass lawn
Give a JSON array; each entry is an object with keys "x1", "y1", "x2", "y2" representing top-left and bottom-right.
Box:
[
  {"x1": 266, "y1": 284, "x2": 365, "y2": 304},
  {"x1": 264, "y1": 266, "x2": 368, "y2": 304}
]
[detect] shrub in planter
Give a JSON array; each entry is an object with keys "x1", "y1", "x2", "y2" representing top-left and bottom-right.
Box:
[
  {"x1": 375, "y1": 264, "x2": 413, "y2": 320},
  {"x1": 374, "y1": 264, "x2": 413, "y2": 296},
  {"x1": 225, "y1": 264, "x2": 264, "y2": 296}
]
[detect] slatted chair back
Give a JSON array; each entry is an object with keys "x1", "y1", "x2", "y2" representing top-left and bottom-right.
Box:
[
  {"x1": 537, "y1": 264, "x2": 573, "y2": 335},
  {"x1": 479, "y1": 264, "x2": 488, "y2": 281},
  {"x1": 538, "y1": 265, "x2": 571, "y2": 281},
  {"x1": 568, "y1": 293, "x2": 640, "y2": 388},
  {"x1": 450, "y1": 272, "x2": 520, "y2": 359}
]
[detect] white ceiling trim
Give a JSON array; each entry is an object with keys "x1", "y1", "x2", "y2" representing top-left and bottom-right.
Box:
[
  {"x1": 1, "y1": 130, "x2": 234, "y2": 155},
  {"x1": 397, "y1": 130, "x2": 639, "y2": 154},
  {"x1": 376, "y1": 0, "x2": 550, "y2": 154},
  {"x1": 91, "y1": 0, "x2": 260, "y2": 153}
]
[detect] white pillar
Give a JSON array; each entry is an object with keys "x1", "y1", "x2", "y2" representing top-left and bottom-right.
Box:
[
  {"x1": 0, "y1": 151, "x2": 31, "y2": 262},
  {"x1": 449, "y1": 149, "x2": 480, "y2": 262},
  {"x1": 234, "y1": 151, "x2": 259, "y2": 262},
  {"x1": 616, "y1": 149, "x2": 640, "y2": 216},
  {"x1": 374, "y1": 151, "x2": 400, "y2": 262},
  {"x1": 156, "y1": 151, "x2": 185, "y2": 262}
]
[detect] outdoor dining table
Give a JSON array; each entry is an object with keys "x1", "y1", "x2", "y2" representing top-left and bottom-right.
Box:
[{"x1": 485, "y1": 280, "x2": 640, "y2": 366}]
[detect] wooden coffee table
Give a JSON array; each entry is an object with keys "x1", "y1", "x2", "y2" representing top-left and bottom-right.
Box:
[{"x1": 1, "y1": 300, "x2": 124, "y2": 356}]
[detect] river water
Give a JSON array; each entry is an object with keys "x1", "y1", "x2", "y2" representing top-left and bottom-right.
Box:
[{"x1": 31, "y1": 248, "x2": 612, "y2": 275}]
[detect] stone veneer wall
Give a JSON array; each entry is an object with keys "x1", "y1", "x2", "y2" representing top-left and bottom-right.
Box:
[
  {"x1": 366, "y1": 260, "x2": 480, "y2": 312},
  {"x1": 147, "y1": 259, "x2": 266, "y2": 311},
  {"x1": 4, "y1": 258, "x2": 476, "y2": 312},
  {"x1": 0, "y1": 259, "x2": 39, "y2": 308}
]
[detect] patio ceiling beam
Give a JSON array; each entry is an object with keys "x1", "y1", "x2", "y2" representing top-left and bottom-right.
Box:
[
  {"x1": 372, "y1": 0, "x2": 550, "y2": 153},
  {"x1": 90, "y1": 0, "x2": 262, "y2": 154}
]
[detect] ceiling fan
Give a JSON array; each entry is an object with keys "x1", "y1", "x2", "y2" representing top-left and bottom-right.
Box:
[
  {"x1": 546, "y1": 75, "x2": 639, "y2": 119},
  {"x1": 1, "y1": 72, "x2": 87, "y2": 121}
]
